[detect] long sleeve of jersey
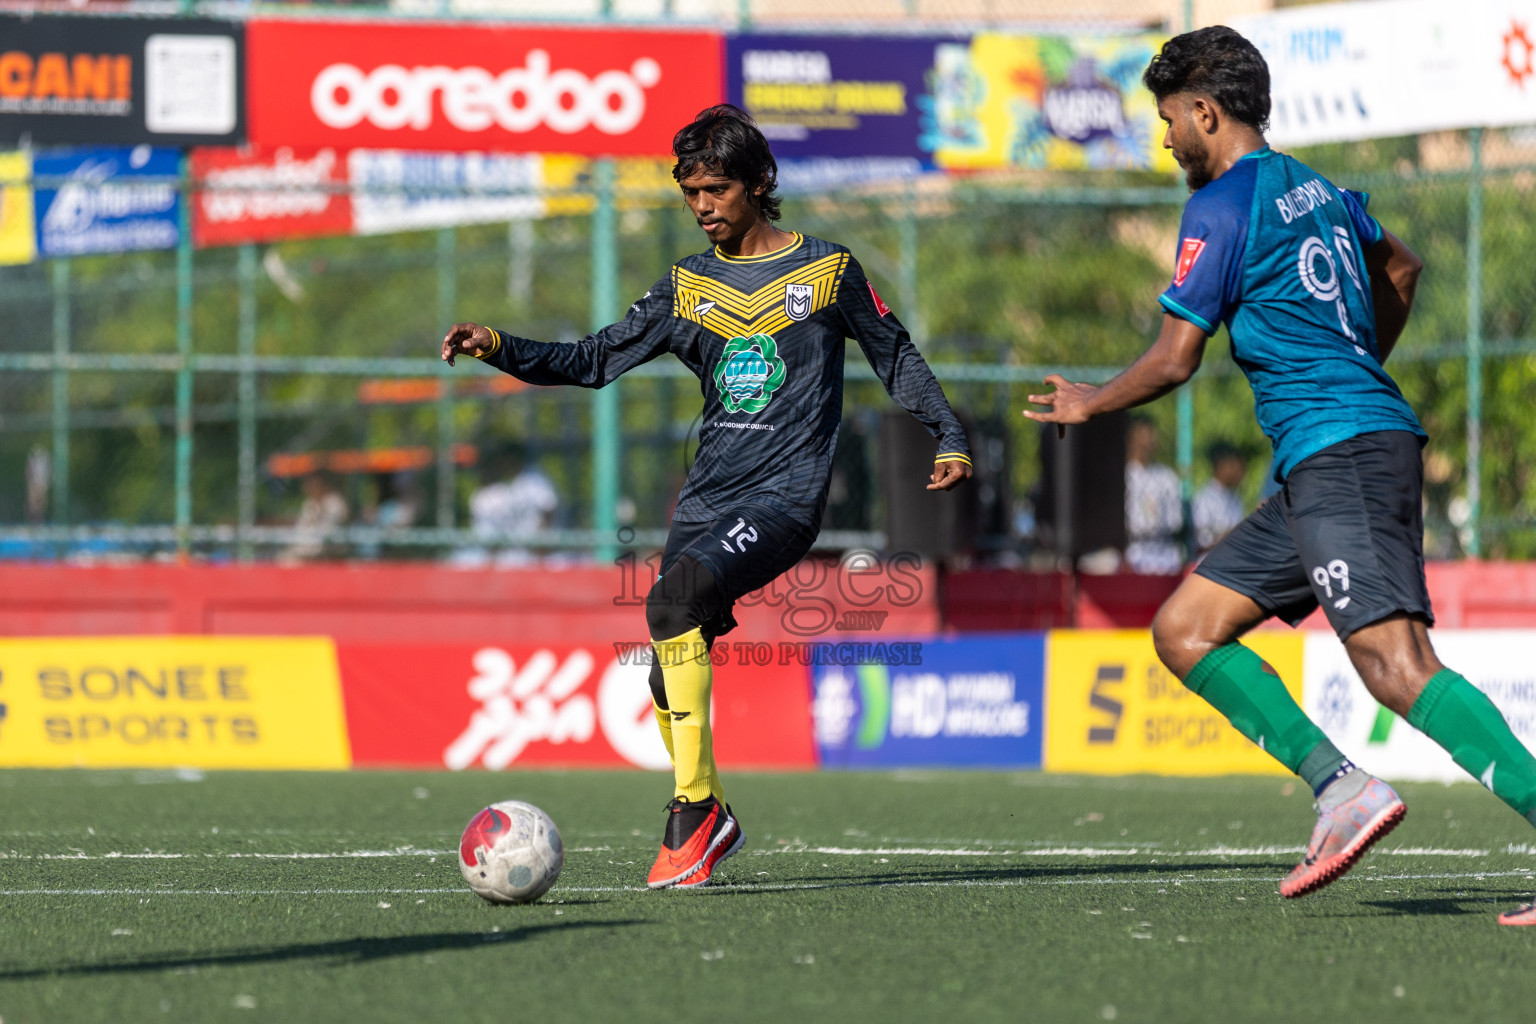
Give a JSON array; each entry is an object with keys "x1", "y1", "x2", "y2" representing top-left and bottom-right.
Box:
[
  {"x1": 838, "y1": 256, "x2": 971, "y2": 465},
  {"x1": 475, "y1": 274, "x2": 675, "y2": 387}
]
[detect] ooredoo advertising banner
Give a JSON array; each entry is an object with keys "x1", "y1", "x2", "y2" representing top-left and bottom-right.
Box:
[
  {"x1": 246, "y1": 20, "x2": 723, "y2": 156},
  {"x1": 337, "y1": 642, "x2": 815, "y2": 770},
  {"x1": 34, "y1": 146, "x2": 181, "y2": 257},
  {"x1": 1304, "y1": 630, "x2": 1536, "y2": 783},
  {"x1": 191, "y1": 145, "x2": 352, "y2": 248},
  {"x1": 0, "y1": 15, "x2": 244, "y2": 147},
  {"x1": 811, "y1": 634, "x2": 1044, "y2": 769},
  {"x1": 0, "y1": 637, "x2": 351, "y2": 769},
  {"x1": 1045, "y1": 630, "x2": 1304, "y2": 775}
]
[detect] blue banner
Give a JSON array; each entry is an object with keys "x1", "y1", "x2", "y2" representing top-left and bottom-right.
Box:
[
  {"x1": 728, "y1": 34, "x2": 960, "y2": 161},
  {"x1": 812, "y1": 634, "x2": 1045, "y2": 769},
  {"x1": 35, "y1": 146, "x2": 181, "y2": 257}
]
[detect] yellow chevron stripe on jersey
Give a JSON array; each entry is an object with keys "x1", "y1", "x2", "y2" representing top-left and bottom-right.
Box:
[{"x1": 672, "y1": 251, "x2": 850, "y2": 339}]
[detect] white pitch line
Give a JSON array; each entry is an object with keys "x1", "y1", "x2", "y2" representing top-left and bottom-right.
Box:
[
  {"x1": 1, "y1": 869, "x2": 1533, "y2": 899},
  {"x1": 0, "y1": 844, "x2": 1516, "y2": 861}
]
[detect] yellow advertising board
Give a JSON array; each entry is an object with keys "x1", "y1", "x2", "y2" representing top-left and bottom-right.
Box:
[
  {"x1": 1045, "y1": 630, "x2": 1305, "y2": 775},
  {"x1": 0, "y1": 637, "x2": 351, "y2": 769},
  {"x1": 0, "y1": 151, "x2": 36, "y2": 267}
]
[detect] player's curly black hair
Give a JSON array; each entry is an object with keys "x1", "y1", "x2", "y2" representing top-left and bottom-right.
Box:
[
  {"x1": 672, "y1": 104, "x2": 782, "y2": 221},
  {"x1": 1143, "y1": 26, "x2": 1271, "y2": 133}
]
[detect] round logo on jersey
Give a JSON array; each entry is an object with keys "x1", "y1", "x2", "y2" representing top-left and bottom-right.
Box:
[{"x1": 714, "y1": 334, "x2": 787, "y2": 414}]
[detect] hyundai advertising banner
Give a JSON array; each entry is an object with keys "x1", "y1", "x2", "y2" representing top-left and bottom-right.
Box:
[
  {"x1": 34, "y1": 146, "x2": 181, "y2": 257},
  {"x1": 0, "y1": 15, "x2": 244, "y2": 147},
  {"x1": 811, "y1": 634, "x2": 1044, "y2": 769},
  {"x1": 246, "y1": 19, "x2": 722, "y2": 156}
]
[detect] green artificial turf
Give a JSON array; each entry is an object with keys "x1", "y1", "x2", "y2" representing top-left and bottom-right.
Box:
[{"x1": 1, "y1": 769, "x2": 1534, "y2": 1024}]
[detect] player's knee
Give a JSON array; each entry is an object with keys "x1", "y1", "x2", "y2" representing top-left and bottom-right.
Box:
[
  {"x1": 645, "y1": 556, "x2": 722, "y2": 641},
  {"x1": 1151, "y1": 603, "x2": 1207, "y2": 680}
]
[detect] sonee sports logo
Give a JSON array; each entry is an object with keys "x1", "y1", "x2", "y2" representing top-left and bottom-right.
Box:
[
  {"x1": 714, "y1": 334, "x2": 787, "y2": 414},
  {"x1": 310, "y1": 51, "x2": 663, "y2": 136}
]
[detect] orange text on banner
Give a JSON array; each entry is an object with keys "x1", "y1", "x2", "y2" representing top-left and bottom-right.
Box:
[
  {"x1": 1045, "y1": 630, "x2": 1305, "y2": 776},
  {"x1": 0, "y1": 637, "x2": 351, "y2": 769}
]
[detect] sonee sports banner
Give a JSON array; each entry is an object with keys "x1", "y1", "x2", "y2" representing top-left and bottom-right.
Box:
[
  {"x1": 246, "y1": 20, "x2": 722, "y2": 156},
  {"x1": 0, "y1": 15, "x2": 244, "y2": 147}
]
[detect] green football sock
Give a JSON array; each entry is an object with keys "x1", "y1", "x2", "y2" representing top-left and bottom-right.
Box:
[
  {"x1": 1408, "y1": 668, "x2": 1536, "y2": 824},
  {"x1": 1185, "y1": 644, "x2": 1346, "y2": 791}
]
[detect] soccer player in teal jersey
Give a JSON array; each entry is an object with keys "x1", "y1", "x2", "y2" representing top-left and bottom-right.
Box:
[
  {"x1": 441, "y1": 105, "x2": 972, "y2": 889},
  {"x1": 1027, "y1": 27, "x2": 1536, "y2": 925}
]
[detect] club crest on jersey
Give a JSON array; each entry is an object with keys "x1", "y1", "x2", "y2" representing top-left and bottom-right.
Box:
[
  {"x1": 714, "y1": 333, "x2": 787, "y2": 414},
  {"x1": 1173, "y1": 238, "x2": 1206, "y2": 287},
  {"x1": 784, "y1": 282, "x2": 814, "y2": 321}
]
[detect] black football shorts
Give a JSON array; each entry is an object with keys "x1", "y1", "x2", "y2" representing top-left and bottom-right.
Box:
[{"x1": 1194, "y1": 430, "x2": 1433, "y2": 641}]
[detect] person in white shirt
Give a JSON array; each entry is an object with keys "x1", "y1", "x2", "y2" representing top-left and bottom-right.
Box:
[
  {"x1": 282, "y1": 470, "x2": 348, "y2": 563},
  {"x1": 1192, "y1": 442, "x2": 1249, "y2": 555},
  {"x1": 462, "y1": 444, "x2": 558, "y2": 567},
  {"x1": 1124, "y1": 415, "x2": 1185, "y2": 574}
]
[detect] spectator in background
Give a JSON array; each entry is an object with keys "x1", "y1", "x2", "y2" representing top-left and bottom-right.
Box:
[
  {"x1": 281, "y1": 469, "x2": 348, "y2": 563},
  {"x1": 359, "y1": 471, "x2": 419, "y2": 560},
  {"x1": 461, "y1": 443, "x2": 558, "y2": 567},
  {"x1": 1192, "y1": 442, "x2": 1249, "y2": 555},
  {"x1": 1124, "y1": 415, "x2": 1184, "y2": 574}
]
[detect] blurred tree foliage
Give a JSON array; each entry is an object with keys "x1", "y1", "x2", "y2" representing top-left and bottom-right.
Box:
[{"x1": 2, "y1": 129, "x2": 1535, "y2": 556}]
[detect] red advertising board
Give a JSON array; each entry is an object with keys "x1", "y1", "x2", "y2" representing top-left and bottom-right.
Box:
[
  {"x1": 247, "y1": 19, "x2": 723, "y2": 156},
  {"x1": 337, "y1": 641, "x2": 815, "y2": 770},
  {"x1": 191, "y1": 145, "x2": 353, "y2": 247}
]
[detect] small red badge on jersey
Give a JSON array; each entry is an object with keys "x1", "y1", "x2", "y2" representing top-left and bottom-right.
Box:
[
  {"x1": 867, "y1": 281, "x2": 892, "y2": 317},
  {"x1": 1173, "y1": 238, "x2": 1206, "y2": 287}
]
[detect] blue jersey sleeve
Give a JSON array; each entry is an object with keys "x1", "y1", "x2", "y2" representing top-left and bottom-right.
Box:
[
  {"x1": 1158, "y1": 190, "x2": 1248, "y2": 335},
  {"x1": 1339, "y1": 188, "x2": 1384, "y2": 248}
]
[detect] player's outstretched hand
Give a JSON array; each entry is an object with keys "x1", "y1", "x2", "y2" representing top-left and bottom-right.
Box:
[
  {"x1": 440, "y1": 322, "x2": 496, "y2": 366},
  {"x1": 1024, "y1": 374, "x2": 1098, "y2": 438},
  {"x1": 927, "y1": 459, "x2": 972, "y2": 491}
]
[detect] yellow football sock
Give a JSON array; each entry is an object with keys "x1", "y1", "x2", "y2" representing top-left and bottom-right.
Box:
[
  {"x1": 652, "y1": 699, "x2": 675, "y2": 764},
  {"x1": 655, "y1": 626, "x2": 724, "y2": 804}
]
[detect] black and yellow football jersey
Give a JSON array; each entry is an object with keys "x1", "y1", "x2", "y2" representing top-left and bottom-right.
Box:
[{"x1": 474, "y1": 232, "x2": 971, "y2": 526}]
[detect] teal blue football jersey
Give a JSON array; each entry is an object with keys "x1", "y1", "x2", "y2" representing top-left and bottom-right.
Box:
[{"x1": 1158, "y1": 147, "x2": 1424, "y2": 480}]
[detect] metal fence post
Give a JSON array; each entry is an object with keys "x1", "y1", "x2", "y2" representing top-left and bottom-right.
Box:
[
  {"x1": 590, "y1": 159, "x2": 620, "y2": 563},
  {"x1": 1466, "y1": 127, "x2": 1484, "y2": 557},
  {"x1": 51, "y1": 258, "x2": 70, "y2": 525},
  {"x1": 436, "y1": 226, "x2": 458, "y2": 530},
  {"x1": 237, "y1": 244, "x2": 258, "y2": 562},
  {"x1": 175, "y1": 155, "x2": 194, "y2": 557}
]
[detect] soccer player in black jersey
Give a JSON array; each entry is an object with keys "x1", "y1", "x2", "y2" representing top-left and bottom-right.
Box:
[{"x1": 440, "y1": 105, "x2": 972, "y2": 889}]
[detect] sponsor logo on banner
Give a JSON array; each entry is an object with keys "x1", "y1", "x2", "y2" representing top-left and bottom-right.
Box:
[
  {"x1": 0, "y1": 637, "x2": 350, "y2": 769},
  {"x1": 0, "y1": 15, "x2": 244, "y2": 147},
  {"x1": 931, "y1": 34, "x2": 1175, "y2": 173},
  {"x1": 0, "y1": 150, "x2": 35, "y2": 265},
  {"x1": 1045, "y1": 630, "x2": 1304, "y2": 775},
  {"x1": 34, "y1": 146, "x2": 180, "y2": 257},
  {"x1": 192, "y1": 145, "x2": 352, "y2": 247},
  {"x1": 812, "y1": 634, "x2": 1043, "y2": 768},
  {"x1": 247, "y1": 20, "x2": 721, "y2": 155},
  {"x1": 336, "y1": 643, "x2": 813, "y2": 769},
  {"x1": 730, "y1": 34, "x2": 953, "y2": 161},
  {"x1": 1303, "y1": 630, "x2": 1536, "y2": 782},
  {"x1": 347, "y1": 149, "x2": 543, "y2": 235},
  {"x1": 1233, "y1": 0, "x2": 1536, "y2": 146}
]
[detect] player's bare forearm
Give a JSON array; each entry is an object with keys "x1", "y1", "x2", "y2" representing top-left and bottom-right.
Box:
[
  {"x1": 1365, "y1": 229, "x2": 1421, "y2": 363},
  {"x1": 1024, "y1": 314, "x2": 1207, "y2": 432}
]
